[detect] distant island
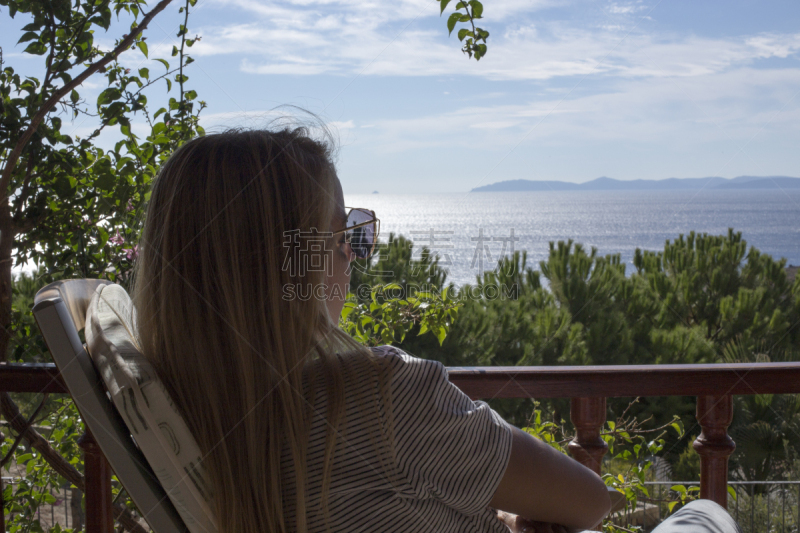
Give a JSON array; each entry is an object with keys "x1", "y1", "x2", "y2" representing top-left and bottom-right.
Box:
[{"x1": 471, "y1": 176, "x2": 800, "y2": 192}]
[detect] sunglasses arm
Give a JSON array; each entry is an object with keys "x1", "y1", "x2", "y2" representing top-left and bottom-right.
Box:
[{"x1": 331, "y1": 219, "x2": 377, "y2": 236}]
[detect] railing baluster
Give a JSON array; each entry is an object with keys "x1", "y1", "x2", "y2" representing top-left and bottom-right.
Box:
[
  {"x1": 1, "y1": 457, "x2": 5, "y2": 533},
  {"x1": 693, "y1": 395, "x2": 735, "y2": 508},
  {"x1": 78, "y1": 426, "x2": 113, "y2": 533},
  {"x1": 568, "y1": 397, "x2": 608, "y2": 475}
]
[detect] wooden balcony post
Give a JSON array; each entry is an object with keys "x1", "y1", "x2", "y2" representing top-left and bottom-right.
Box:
[
  {"x1": 693, "y1": 395, "x2": 735, "y2": 507},
  {"x1": 78, "y1": 426, "x2": 114, "y2": 533},
  {"x1": 568, "y1": 397, "x2": 608, "y2": 476}
]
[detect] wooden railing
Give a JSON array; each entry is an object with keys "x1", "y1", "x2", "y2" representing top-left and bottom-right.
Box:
[
  {"x1": 3, "y1": 361, "x2": 800, "y2": 532},
  {"x1": 449, "y1": 362, "x2": 800, "y2": 506}
]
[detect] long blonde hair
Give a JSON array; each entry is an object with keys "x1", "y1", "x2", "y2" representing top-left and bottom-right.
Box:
[{"x1": 132, "y1": 128, "x2": 393, "y2": 532}]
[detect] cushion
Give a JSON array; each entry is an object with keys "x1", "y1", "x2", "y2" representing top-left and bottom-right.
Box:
[{"x1": 85, "y1": 284, "x2": 217, "y2": 533}]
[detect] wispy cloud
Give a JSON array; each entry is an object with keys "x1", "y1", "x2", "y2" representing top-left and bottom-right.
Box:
[
  {"x1": 606, "y1": 1, "x2": 647, "y2": 15},
  {"x1": 189, "y1": 0, "x2": 800, "y2": 81},
  {"x1": 746, "y1": 33, "x2": 800, "y2": 59},
  {"x1": 212, "y1": 26, "x2": 800, "y2": 80},
  {"x1": 346, "y1": 66, "x2": 800, "y2": 154},
  {"x1": 330, "y1": 119, "x2": 356, "y2": 130}
]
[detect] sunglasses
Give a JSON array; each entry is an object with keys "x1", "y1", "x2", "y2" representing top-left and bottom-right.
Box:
[{"x1": 332, "y1": 207, "x2": 380, "y2": 260}]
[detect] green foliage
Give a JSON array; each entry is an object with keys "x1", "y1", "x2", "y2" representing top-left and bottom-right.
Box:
[
  {"x1": 9, "y1": 271, "x2": 48, "y2": 364},
  {"x1": 440, "y1": 0, "x2": 490, "y2": 60},
  {"x1": 724, "y1": 343, "x2": 800, "y2": 485},
  {"x1": 2, "y1": 397, "x2": 84, "y2": 533},
  {"x1": 2, "y1": 0, "x2": 205, "y2": 353},
  {"x1": 521, "y1": 402, "x2": 567, "y2": 452},
  {"x1": 339, "y1": 283, "x2": 462, "y2": 347},
  {"x1": 2, "y1": 0, "x2": 204, "y2": 530},
  {"x1": 721, "y1": 341, "x2": 800, "y2": 486},
  {"x1": 541, "y1": 241, "x2": 632, "y2": 366},
  {"x1": 1, "y1": 0, "x2": 205, "y2": 283},
  {"x1": 668, "y1": 481, "x2": 738, "y2": 516},
  {"x1": 729, "y1": 393, "x2": 800, "y2": 483},
  {"x1": 667, "y1": 484, "x2": 702, "y2": 514}
]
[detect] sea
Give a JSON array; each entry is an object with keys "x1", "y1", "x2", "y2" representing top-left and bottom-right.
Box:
[{"x1": 345, "y1": 189, "x2": 800, "y2": 288}]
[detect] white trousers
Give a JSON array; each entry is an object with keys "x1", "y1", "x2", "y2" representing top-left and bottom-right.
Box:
[{"x1": 645, "y1": 499, "x2": 742, "y2": 533}]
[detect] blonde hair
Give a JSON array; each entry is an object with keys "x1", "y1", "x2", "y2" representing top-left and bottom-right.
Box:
[{"x1": 132, "y1": 128, "x2": 394, "y2": 533}]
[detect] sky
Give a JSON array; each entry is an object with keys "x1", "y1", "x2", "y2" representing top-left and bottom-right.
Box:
[{"x1": 3, "y1": 0, "x2": 800, "y2": 193}]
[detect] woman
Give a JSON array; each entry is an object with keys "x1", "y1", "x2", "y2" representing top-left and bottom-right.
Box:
[{"x1": 132, "y1": 127, "x2": 739, "y2": 533}]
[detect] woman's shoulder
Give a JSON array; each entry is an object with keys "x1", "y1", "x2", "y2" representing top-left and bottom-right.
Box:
[
  {"x1": 367, "y1": 345, "x2": 458, "y2": 400},
  {"x1": 368, "y1": 344, "x2": 412, "y2": 361},
  {"x1": 368, "y1": 345, "x2": 446, "y2": 375},
  {"x1": 368, "y1": 344, "x2": 409, "y2": 358}
]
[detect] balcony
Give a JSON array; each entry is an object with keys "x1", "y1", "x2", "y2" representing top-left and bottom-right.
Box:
[{"x1": 3, "y1": 360, "x2": 800, "y2": 532}]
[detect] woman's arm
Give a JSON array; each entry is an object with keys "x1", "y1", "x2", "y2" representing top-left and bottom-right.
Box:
[{"x1": 489, "y1": 426, "x2": 612, "y2": 530}]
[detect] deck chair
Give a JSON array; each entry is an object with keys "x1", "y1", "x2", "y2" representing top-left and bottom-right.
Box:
[{"x1": 33, "y1": 280, "x2": 216, "y2": 533}]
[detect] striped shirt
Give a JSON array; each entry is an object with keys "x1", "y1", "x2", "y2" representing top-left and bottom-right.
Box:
[{"x1": 281, "y1": 345, "x2": 513, "y2": 532}]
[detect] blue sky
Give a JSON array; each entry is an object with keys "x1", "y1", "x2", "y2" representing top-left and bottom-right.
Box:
[{"x1": 3, "y1": 0, "x2": 800, "y2": 193}]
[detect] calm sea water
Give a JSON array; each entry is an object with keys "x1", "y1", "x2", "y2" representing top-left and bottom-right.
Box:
[{"x1": 345, "y1": 190, "x2": 800, "y2": 288}]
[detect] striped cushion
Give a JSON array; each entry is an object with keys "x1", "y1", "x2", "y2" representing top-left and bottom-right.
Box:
[{"x1": 85, "y1": 283, "x2": 217, "y2": 533}]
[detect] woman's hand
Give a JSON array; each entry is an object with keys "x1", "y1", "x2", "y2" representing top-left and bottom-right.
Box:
[{"x1": 496, "y1": 511, "x2": 577, "y2": 533}]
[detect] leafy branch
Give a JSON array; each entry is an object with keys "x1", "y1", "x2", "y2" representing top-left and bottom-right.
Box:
[
  {"x1": 521, "y1": 399, "x2": 687, "y2": 532},
  {"x1": 340, "y1": 283, "x2": 462, "y2": 346},
  {"x1": 440, "y1": 0, "x2": 490, "y2": 60},
  {"x1": 0, "y1": 0, "x2": 176, "y2": 199}
]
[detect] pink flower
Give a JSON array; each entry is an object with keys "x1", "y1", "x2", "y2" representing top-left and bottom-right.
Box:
[
  {"x1": 123, "y1": 244, "x2": 139, "y2": 261},
  {"x1": 109, "y1": 231, "x2": 125, "y2": 245},
  {"x1": 126, "y1": 199, "x2": 134, "y2": 212}
]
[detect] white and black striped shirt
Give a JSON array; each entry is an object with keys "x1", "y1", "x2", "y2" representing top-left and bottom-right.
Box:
[{"x1": 281, "y1": 345, "x2": 513, "y2": 532}]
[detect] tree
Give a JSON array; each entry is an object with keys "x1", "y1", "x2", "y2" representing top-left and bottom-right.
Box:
[
  {"x1": 1, "y1": 0, "x2": 167, "y2": 354},
  {"x1": 0, "y1": 0, "x2": 208, "y2": 351},
  {"x1": 1, "y1": 0, "x2": 204, "y2": 529}
]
